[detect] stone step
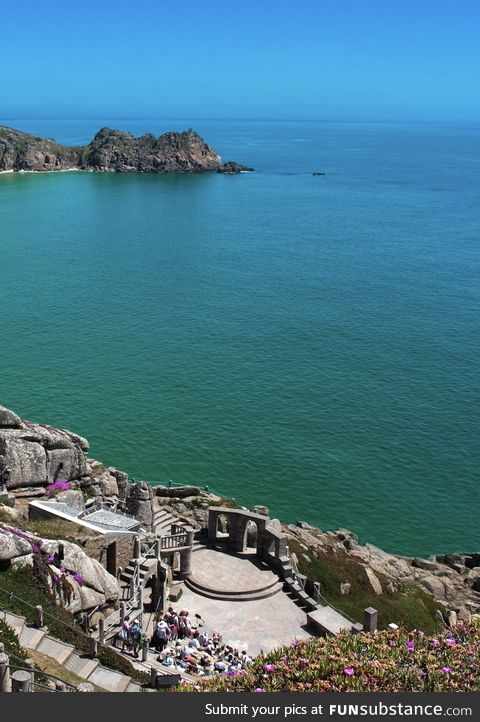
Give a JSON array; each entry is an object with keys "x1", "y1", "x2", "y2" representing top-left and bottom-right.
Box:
[
  {"x1": 184, "y1": 577, "x2": 284, "y2": 602},
  {"x1": 2, "y1": 611, "x2": 26, "y2": 637},
  {"x1": 87, "y1": 664, "x2": 132, "y2": 693},
  {"x1": 19, "y1": 625, "x2": 46, "y2": 650},
  {"x1": 64, "y1": 652, "x2": 100, "y2": 679},
  {"x1": 36, "y1": 635, "x2": 75, "y2": 664},
  {"x1": 126, "y1": 682, "x2": 143, "y2": 692}
]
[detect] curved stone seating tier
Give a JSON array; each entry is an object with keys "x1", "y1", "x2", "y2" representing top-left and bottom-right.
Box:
[{"x1": 184, "y1": 547, "x2": 283, "y2": 602}]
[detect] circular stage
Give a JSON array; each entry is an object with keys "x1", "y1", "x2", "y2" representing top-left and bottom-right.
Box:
[{"x1": 185, "y1": 547, "x2": 283, "y2": 601}]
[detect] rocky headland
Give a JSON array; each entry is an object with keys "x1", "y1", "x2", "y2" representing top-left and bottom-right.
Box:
[{"x1": 0, "y1": 125, "x2": 254, "y2": 174}]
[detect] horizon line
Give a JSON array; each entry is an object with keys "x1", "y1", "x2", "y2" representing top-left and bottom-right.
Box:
[{"x1": 2, "y1": 116, "x2": 480, "y2": 128}]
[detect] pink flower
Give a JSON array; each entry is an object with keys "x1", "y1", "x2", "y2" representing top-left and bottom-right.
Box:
[
  {"x1": 264, "y1": 664, "x2": 276, "y2": 672},
  {"x1": 442, "y1": 666, "x2": 452, "y2": 674},
  {"x1": 432, "y1": 639, "x2": 440, "y2": 647},
  {"x1": 445, "y1": 639, "x2": 456, "y2": 646},
  {"x1": 406, "y1": 641, "x2": 415, "y2": 651},
  {"x1": 343, "y1": 667, "x2": 355, "y2": 676},
  {"x1": 255, "y1": 688, "x2": 265, "y2": 692}
]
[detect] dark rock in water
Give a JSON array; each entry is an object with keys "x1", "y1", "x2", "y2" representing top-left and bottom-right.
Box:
[
  {"x1": 0, "y1": 125, "x2": 253, "y2": 175},
  {"x1": 217, "y1": 161, "x2": 254, "y2": 174},
  {"x1": 155, "y1": 485, "x2": 201, "y2": 498},
  {"x1": 312, "y1": 171, "x2": 326, "y2": 176}
]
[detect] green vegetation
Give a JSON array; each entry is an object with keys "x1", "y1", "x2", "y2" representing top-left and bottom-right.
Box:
[
  {"x1": 0, "y1": 618, "x2": 26, "y2": 661},
  {"x1": 180, "y1": 622, "x2": 480, "y2": 692},
  {"x1": 0, "y1": 566, "x2": 148, "y2": 685},
  {"x1": 288, "y1": 539, "x2": 442, "y2": 634}
]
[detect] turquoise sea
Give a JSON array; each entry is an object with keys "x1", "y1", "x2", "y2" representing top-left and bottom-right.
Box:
[{"x1": 0, "y1": 119, "x2": 479, "y2": 556}]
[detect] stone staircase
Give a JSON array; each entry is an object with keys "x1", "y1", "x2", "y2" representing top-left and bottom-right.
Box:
[
  {"x1": 1, "y1": 610, "x2": 142, "y2": 692},
  {"x1": 153, "y1": 506, "x2": 188, "y2": 536},
  {"x1": 119, "y1": 558, "x2": 157, "y2": 592}
]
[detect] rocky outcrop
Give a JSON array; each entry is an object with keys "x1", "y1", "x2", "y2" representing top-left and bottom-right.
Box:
[
  {"x1": 0, "y1": 405, "x2": 155, "y2": 530},
  {"x1": 0, "y1": 126, "x2": 253, "y2": 174},
  {"x1": 217, "y1": 160, "x2": 254, "y2": 174},
  {"x1": 125, "y1": 482, "x2": 154, "y2": 530},
  {"x1": 0, "y1": 410, "x2": 89, "y2": 491},
  {"x1": 0, "y1": 525, "x2": 119, "y2": 612}
]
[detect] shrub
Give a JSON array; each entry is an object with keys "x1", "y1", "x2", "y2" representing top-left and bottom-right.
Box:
[{"x1": 179, "y1": 623, "x2": 480, "y2": 692}]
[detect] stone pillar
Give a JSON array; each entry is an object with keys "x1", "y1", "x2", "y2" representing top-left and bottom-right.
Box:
[
  {"x1": 363, "y1": 607, "x2": 378, "y2": 632},
  {"x1": 228, "y1": 514, "x2": 244, "y2": 552},
  {"x1": 178, "y1": 527, "x2": 194, "y2": 579},
  {"x1": 207, "y1": 511, "x2": 218, "y2": 543},
  {"x1": 0, "y1": 643, "x2": 11, "y2": 693},
  {"x1": 154, "y1": 538, "x2": 161, "y2": 559},
  {"x1": 133, "y1": 536, "x2": 141, "y2": 559},
  {"x1": 89, "y1": 637, "x2": 98, "y2": 658},
  {"x1": 34, "y1": 605, "x2": 44, "y2": 629},
  {"x1": 11, "y1": 670, "x2": 31, "y2": 692},
  {"x1": 98, "y1": 618, "x2": 105, "y2": 645},
  {"x1": 24, "y1": 658, "x2": 35, "y2": 689},
  {"x1": 150, "y1": 667, "x2": 158, "y2": 689}
]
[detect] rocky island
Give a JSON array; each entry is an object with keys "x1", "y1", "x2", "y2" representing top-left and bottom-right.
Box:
[{"x1": 0, "y1": 126, "x2": 254, "y2": 174}]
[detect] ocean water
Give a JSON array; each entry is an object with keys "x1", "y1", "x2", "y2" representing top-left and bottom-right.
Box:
[{"x1": 0, "y1": 118, "x2": 479, "y2": 556}]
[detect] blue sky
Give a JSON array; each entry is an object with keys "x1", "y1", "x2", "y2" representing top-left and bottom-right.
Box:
[{"x1": 3, "y1": 0, "x2": 479, "y2": 122}]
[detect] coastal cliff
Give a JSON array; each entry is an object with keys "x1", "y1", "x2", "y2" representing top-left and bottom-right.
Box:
[{"x1": 0, "y1": 126, "x2": 254, "y2": 174}]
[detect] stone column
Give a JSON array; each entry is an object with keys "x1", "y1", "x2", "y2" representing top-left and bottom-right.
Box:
[
  {"x1": 24, "y1": 658, "x2": 35, "y2": 689},
  {"x1": 178, "y1": 527, "x2": 194, "y2": 579},
  {"x1": 34, "y1": 605, "x2": 44, "y2": 629},
  {"x1": 133, "y1": 536, "x2": 141, "y2": 559},
  {"x1": 89, "y1": 637, "x2": 98, "y2": 658},
  {"x1": 150, "y1": 667, "x2": 158, "y2": 690},
  {"x1": 0, "y1": 643, "x2": 11, "y2": 693},
  {"x1": 98, "y1": 618, "x2": 105, "y2": 645},
  {"x1": 363, "y1": 607, "x2": 378, "y2": 632},
  {"x1": 11, "y1": 670, "x2": 31, "y2": 692},
  {"x1": 207, "y1": 510, "x2": 218, "y2": 543}
]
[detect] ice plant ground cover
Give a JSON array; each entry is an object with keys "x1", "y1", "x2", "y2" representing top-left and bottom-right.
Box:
[
  {"x1": 46, "y1": 480, "x2": 71, "y2": 497},
  {"x1": 179, "y1": 622, "x2": 480, "y2": 692}
]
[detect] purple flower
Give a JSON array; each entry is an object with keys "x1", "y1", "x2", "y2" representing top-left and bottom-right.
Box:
[
  {"x1": 445, "y1": 638, "x2": 457, "y2": 646},
  {"x1": 72, "y1": 572, "x2": 84, "y2": 585},
  {"x1": 255, "y1": 688, "x2": 265, "y2": 692},
  {"x1": 442, "y1": 667, "x2": 452, "y2": 674},
  {"x1": 46, "y1": 480, "x2": 71, "y2": 496},
  {"x1": 406, "y1": 641, "x2": 415, "y2": 651},
  {"x1": 432, "y1": 638, "x2": 440, "y2": 647},
  {"x1": 264, "y1": 664, "x2": 276, "y2": 672},
  {"x1": 343, "y1": 667, "x2": 355, "y2": 676}
]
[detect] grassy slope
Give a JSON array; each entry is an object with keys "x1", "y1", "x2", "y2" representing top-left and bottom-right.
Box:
[{"x1": 288, "y1": 538, "x2": 442, "y2": 634}]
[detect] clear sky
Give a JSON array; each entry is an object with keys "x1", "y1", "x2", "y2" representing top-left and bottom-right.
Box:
[{"x1": 2, "y1": 0, "x2": 479, "y2": 122}]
